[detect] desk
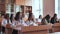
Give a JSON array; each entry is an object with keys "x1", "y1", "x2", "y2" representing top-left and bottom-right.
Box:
[
  {"x1": 2, "y1": 24, "x2": 12, "y2": 34},
  {"x1": 1, "y1": 23, "x2": 60, "y2": 34},
  {"x1": 50, "y1": 32, "x2": 60, "y2": 34},
  {"x1": 53, "y1": 23, "x2": 60, "y2": 32},
  {"x1": 2, "y1": 24, "x2": 52, "y2": 34},
  {"x1": 16, "y1": 25, "x2": 51, "y2": 34}
]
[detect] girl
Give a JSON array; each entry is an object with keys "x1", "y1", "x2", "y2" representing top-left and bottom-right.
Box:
[{"x1": 26, "y1": 13, "x2": 38, "y2": 26}]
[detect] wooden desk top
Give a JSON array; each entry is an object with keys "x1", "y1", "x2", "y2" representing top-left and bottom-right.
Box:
[
  {"x1": 50, "y1": 32, "x2": 60, "y2": 34},
  {"x1": 53, "y1": 23, "x2": 60, "y2": 27},
  {"x1": 1, "y1": 23, "x2": 60, "y2": 32},
  {"x1": 21, "y1": 25, "x2": 52, "y2": 32},
  {"x1": 1, "y1": 24, "x2": 52, "y2": 31}
]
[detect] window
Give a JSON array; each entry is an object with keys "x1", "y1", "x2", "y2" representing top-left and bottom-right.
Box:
[
  {"x1": 6, "y1": 4, "x2": 11, "y2": 14},
  {"x1": 15, "y1": 5, "x2": 22, "y2": 13},
  {"x1": 32, "y1": 0, "x2": 43, "y2": 18},
  {"x1": 55, "y1": 0, "x2": 60, "y2": 19}
]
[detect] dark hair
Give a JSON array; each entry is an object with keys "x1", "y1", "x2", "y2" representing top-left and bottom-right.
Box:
[
  {"x1": 39, "y1": 15, "x2": 41, "y2": 18},
  {"x1": 15, "y1": 12, "x2": 20, "y2": 21},
  {"x1": 4, "y1": 14, "x2": 9, "y2": 19},
  {"x1": 53, "y1": 14, "x2": 57, "y2": 18},
  {"x1": 28, "y1": 13, "x2": 34, "y2": 21},
  {"x1": 1, "y1": 13, "x2": 5, "y2": 16},
  {"x1": 45, "y1": 14, "x2": 50, "y2": 20},
  {"x1": 10, "y1": 14, "x2": 13, "y2": 22},
  {"x1": 45, "y1": 14, "x2": 50, "y2": 23},
  {"x1": 41, "y1": 17, "x2": 46, "y2": 25}
]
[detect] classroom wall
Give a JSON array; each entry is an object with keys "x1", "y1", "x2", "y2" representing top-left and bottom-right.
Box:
[
  {"x1": 16, "y1": 0, "x2": 55, "y2": 17},
  {"x1": 16, "y1": 0, "x2": 32, "y2": 6},
  {"x1": 43, "y1": 0, "x2": 55, "y2": 17},
  {"x1": 25, "y1": 0, "x2": 32, "y2": 6},
  {"x1": 0, "y1": 0, "x2": 6, "y2": 13},
  {"x1": 16, "y1": 0, "x2": 25, "y2": 5},
  {"x1": 0, "y1": 0, "x2": 55, "y2": 16}
]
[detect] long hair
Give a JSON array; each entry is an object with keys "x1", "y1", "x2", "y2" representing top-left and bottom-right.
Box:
[
  {"x1": 45, "y1": 14, "x2": 50, "y2": 20},
  {"x1": 28, "y1": 13, "x2": 34, "y2": 21},
  {"x1": 15, "y1": 12, "x2": 20, "y2": 21},
  {"x1": 53, "y1": 14, "x2": 57, "y2": 18},
  {"x1": 4, "y1": 14, "x2": 9, "y2": 19},
  {"x1": 10, "y1": 14, "x2": 13, "y2": 22}
]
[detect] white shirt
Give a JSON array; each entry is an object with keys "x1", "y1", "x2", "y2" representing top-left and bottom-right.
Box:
[
  {"x1": 2, "y1": 19, "x2": 12, "y2": 25},
  {"x1": 37, "y1": 18, "x2": 42, "y2": 22},
  {"x1": 2, "y1": 19, "x2": 7, "y2": 25},
  {"x1": 26, "y1": 20, "x2": 38, "y2": 26},
  {"x1": 10, "y1": 20, "x2": 16, "y2": 26},
  {"x1": 19, "y1": 19, "x2": 28, "y2": 26},
  {"x1": 11, "y1": 19, "x2": 28, "y2": 26}
]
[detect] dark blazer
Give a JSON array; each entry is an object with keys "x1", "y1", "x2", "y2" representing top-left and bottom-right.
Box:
[{"x1": 50, "y1": 17, "x2": 56, "y2": 24}]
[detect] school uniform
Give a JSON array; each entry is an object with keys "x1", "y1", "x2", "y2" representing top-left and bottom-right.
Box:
[
  {"x1": 2, "y1": 19, "x2": 12, "y2": 25},
  {"x1": 19, "y1": 19, "x2": 28, "y2": 26},
  {"x1": 2, "y1": 19, "x2": 7, "y2": 33},
  {"x1": 26, "y1": 20, "x2": 38, "y2": 26},
  {"x1": 2, "y1": 19, "x2": 11, "y2": 33},
  {"x1": 41, "y1": 18, "x2": 48, "y2": 25},
  {"x1": 37, "y1": 18, "x2": 42, "y2": 22},
  {"x1": 2, "y1": 19, "x2": 7, "y2": 25},
  {"x1": 12, "y1": 19, "x2": 27, "y2": 34}
]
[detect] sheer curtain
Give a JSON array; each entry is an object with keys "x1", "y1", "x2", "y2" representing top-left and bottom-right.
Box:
[
  {"x1": 55, "y1": 0, "x2": 58, "y2": 18},
  {"x1": 6, "y1": 4, "x2": 11, "y2": 14},
  {"x1": 32, "y1": 0, "x2": 43, "y2": 18},
  {"x1": 55, "y1": 0, "x2": 60, "y2": 19},
  {"x1": 58, "y1": 0, "x2": 60, "y2": 19}
]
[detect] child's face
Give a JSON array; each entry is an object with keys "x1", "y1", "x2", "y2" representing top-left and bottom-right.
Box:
[
  {"x1": 30, "y1": 15, "x2": 34, "y2": 20},
  {"x1": 2, "y1": 15, "x2": 4, "y2": 18},
  {"x1": 19, "y1": 13, "x2": 22, "y2": 19}
]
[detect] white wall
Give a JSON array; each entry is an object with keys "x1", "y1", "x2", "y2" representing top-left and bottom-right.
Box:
[{"x1": 43, "y1": 0, "x2": 55, "y2": 17}]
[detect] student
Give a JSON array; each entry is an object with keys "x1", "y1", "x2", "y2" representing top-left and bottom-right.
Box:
[
  {"x1": 1, "y1": 14, "x2": 5, "y2": 18},
  {"x1": 41, "y1": 17, "x2": 46, "y2": 25},
  {"x1": 10, "y1": 14, "x2": 14, "y2": 23},
  {"x1": 45, "y1": 15, "x2": 50, "y2": 23},
  {"x1": 26, "y1": 13, "x2": 38, "y2": 26},
  {"x1": 10, "y1": 14, "x2": 15, "y2": 25},
  {"x1": 23, "y1": 13, "x2": 29, "y2": 22},
  {"x1": 0, "y1": 14, "x2": 5, "y2": 33},
  {"x1": 50, "y1": 14, "x2": 58, "y2": 24},
  {"x1": 12, "y1": 12, "x2": 27, "y2": 34},
  {"x1": 14, "y1": 12, "x2": 27, "y2": 26},
  {"x1": 37, "y1": 15, "x2": 42, "y2": 22},
  {"x1": 2, "y1": 14, "x2": 11, "y2": 25},
  {"x1": 41, "y1": 14, "x2": 50, "y2": 25},
  {"x1": 14, "y1": 12, "x2": 21, "y2": 26},
  {"x1": 2, "y1": 14, "x2": 10, "y2": 34},
  {"x1": 19, "y1": 12, "x2": 28, "y2": 26}
]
